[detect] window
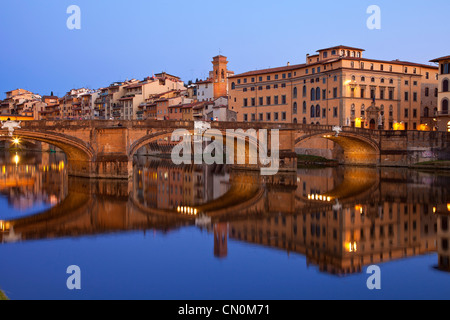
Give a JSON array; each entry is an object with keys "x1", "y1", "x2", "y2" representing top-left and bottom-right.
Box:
[
  {"x1": 266, "y1": 97, "x2": 271, "y2": 105},
  {"x1": 266, "y1": 85, "x2": 271, "y2": 90},
  {"x1": 251, "y1": 98, "x2": 256, "y2": 106},
  {"x1": 281, "y1": 83, "x2": 286, "y2": 88},
  {"x1": 316, "y1": 105, "x2": 321, "y2": 118},
  {"x1": 333, "y1": 88, "x2": 338, "y2": 98},
  {"x1": 361, "y1": 105, "x2": 366, "y2": 117},
  {"x1": 273, "y1": 84, "x2": 278, "y2": 89},
  {"x1": 259, "y1": 97, "x2": 263, "y2": 105},
  {"x1": 371, "y1": 88, "x2": 376, "y2": 99},
  {"x1": 293, "y1": 87, "x2": 298, "y2": 99},
  {"x1": 322, "y1": 89, "x2": 326, "y2": 100},
  {"x1": 390, "y1": 79, "x2": 394, "y2": 84},
  {"x1": 405, "y1": 92, "x2": 409, "y2": 101},
  {"x1": 237, "y1": 79, "x2": 241, "y2": 84},
  {"x1": 266, "y1": 113, "x2": 271, "y2": 121},
  {"x1": 244, "y1": 114, "x2": 248, "y2": 121},
  {"x1": 351, "y1": 104, "x2": 355, "y2": 117},
  {"x1": 274, "y1": 96, "x2": 279, "y2": 105},
  {"x1": 311, "y1": 88, "x2": 315, "y2": 101},
  {"x1": 426, "y1": 72, "x2": 429, "y2": 79},
  {"x1": 251, "y1": 77, "x2": 255, "y2": 82},
  {"x1": 282, "y1": 112, "x2": 286, "y2": 121},
  {"x1": 303, "y1": 85, "x2": 307, "y2": 97},
  {"x1": 413, "y1": 81, "x2": 418, "y2": 86},
  {"x1": 389, "y1": 89, "x2": 394, "y2": 100},
  {"x1": 316, "y1": 87, "x2": 320, "y2": 100},
  {"x1": 311, "y1": 105, "x2": 315, "y2": 118},
  {"x1": 244, "y1": 78, "x2": 247, "y2": 84},
  {"x1": 323, "y1": 52, "x2": 328, "y2": 58},
  {"x1": 361, "y1": 88, "x2": 365, "y2": 98},
  {"x1": 259, "y1": 113, "x2": 263, "y2": 121},
  {"x1": 282, "y1": 95, "x2": 287, "y2": 104},
  {"x1": 275, "y1": 75, "x2": 279, "y2": 80},
  {"x1": 243, "y1": 98, "x2": 248, "y2": 107},
  {"x1": 405, "y1": 80, "x2": 409, "y2": 85},
  {"x1": 413, "y1": 109, "x2": 417, "y2": 118},
  {"x1": 303, "y1": 101, "x2": 307, "y2": 114},
  {"x1": 380, "y1": 88, "x2": 385, "y2": 100},
  {"x1": 405, "y1": 109, "x2": 409, "y2": 118},
  {"x1": 293, "y1": 102, "x2": 298, "y2": 115},
  {"x1": 259, "y1": 77, "x2": 263, "y2": 81},
  {"x1": 413, "y1": 92, "x2": 417, "y2": 102},
  {"x1": 424, "y1": 107, "x2": 429, "y2": 118},
  {"x1": 425, "y1": 87, "x2": 429, "y2": 97},
  {"x1": 231, "y1": 82, "x2": 235, "y2": 90},
  {"x1": 444, "y1": 79, "x2": 449, "y2": 92},
  {"x1": 333, "y1": 107, "x2": 338, "y2": 118},
  {"x1": 274, "y1": 112, "x2": 279, "y2": 121},
  {"x1": 322, "y1": 108, "x2": 326, "y2": 118},
  {"x1": 243, "y1": 88, "x2": 247, "y2": 92},
  {"x1": 371, "y1": 77, "x2": 375, "y2": 83},
  {"x1": 443, "y1": 99, "x2": 449, "y2": 115},
  {"x1": 361, "y1": 76, "x2": 366, "y2": 82},
  {"x1": 267, "y1": 76, "x2": 271, "y2": 81}
]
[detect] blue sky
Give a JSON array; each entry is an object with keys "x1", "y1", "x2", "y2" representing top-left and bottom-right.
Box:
[{"x1": 0, "y1": 0, "x2": 449, "y2": 99}]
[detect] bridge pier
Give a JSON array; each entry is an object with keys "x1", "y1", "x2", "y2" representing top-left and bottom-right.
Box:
[{"x1": 68, "y1": 157, "x2": 132, "y2": 179}]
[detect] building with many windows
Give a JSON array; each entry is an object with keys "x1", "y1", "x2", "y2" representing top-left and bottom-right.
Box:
[
  {"x1": 229, "y1": 45, "x2": 439, "y2": 131},
  {"x1": 430, "y1": 55, "x2": 450, "y2": 132}
]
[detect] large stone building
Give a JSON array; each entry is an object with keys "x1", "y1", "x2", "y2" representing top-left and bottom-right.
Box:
[
  {"x1": 229, "y1": 45, "x2": 439, "y2": 131},
  {"x1": 430, "y1": 55, "x2": 450, "y2": 132}
]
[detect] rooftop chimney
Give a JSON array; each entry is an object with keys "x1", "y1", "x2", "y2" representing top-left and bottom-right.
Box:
[{"x1": 287, "y1": 62, "x2": 290, "y2": 66}]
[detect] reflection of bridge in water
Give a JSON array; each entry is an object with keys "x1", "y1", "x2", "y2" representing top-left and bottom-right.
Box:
[{"x1": 0, "y1": 164, "x2": 449, "y2": 276}]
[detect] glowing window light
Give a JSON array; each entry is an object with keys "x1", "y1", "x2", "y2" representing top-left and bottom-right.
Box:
[
  {"x1": 448, "y1": 204, "x2": 450, "y2": 212},
  {"x1": 433, "y1": 207, "x2": 437, "y2": 214}
]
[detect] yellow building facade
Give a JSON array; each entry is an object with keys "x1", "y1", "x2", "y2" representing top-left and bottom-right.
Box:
[{"x1": 229, "y1": 46, "x2": 439, "y2": 131}]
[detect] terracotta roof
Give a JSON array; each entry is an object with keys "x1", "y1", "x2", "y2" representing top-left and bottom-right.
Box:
[
  {"x1": 316, "y1": 45, "x2": 365, "y2": 52},
  {"x1": 344, "y1": 57, "x2": 438, "y2": 69},
  {"x1": 125, "y1": 83, "x2": 143, "y2": 89},
  {"x1": 230, "y1": 63, "x2": 305, "y2": 78},
  {"x1": 195, "y1": 79, "x2": 213, "y2": 85},
  {"x1": 430, "y1": 55, "x2": 450, "y2": 63}
]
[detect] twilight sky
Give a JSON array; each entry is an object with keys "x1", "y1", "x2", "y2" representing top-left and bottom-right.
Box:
[{"x1": 0, "y1": 0, "x2": 448, "y2": 99}]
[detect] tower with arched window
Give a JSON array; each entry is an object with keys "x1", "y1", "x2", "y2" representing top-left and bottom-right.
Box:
[{"x1": 430, "y1": 55, "x2": 450, "y2": 131}]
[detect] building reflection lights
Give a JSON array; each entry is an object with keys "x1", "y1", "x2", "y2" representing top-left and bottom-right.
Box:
[
  {"x1": 0, "y1": 221, "x2": 10, "y2": 232},
  {"x1": 307, "y1": 194, "x2": 333, "y2": 202},
  {"x1": 346, "y1": 242, "x2": 357, "y2": 253},
  {"x1": 177, "y1": 206, "x2": 198, "y2": 216}
]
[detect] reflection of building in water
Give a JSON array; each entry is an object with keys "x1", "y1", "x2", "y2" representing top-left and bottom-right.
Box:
[
  {"x1": 133, "y1": 157, "x2": 230, "y2": 210},
  {"x1": 436, "y1": 207, "x2": 450, "y2": 271},
  {"x1": 0, "y1": 151, "x2": 68, "y2": 213},
  {"x1": 226, "y1": 168, "x2": 445, "y2": 275},
  {"x1": 214, "y1": 223, "x2": 228, "y2": 258}
]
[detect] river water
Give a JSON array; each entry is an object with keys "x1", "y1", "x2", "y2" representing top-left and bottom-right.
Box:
[{"x1": 0, "y1": 151, "x2": 449, "y2": 300}]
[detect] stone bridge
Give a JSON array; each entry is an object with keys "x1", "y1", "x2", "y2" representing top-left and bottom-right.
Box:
[{"x1": 1, "y1": 120, "x2": 449, "y2": 179}]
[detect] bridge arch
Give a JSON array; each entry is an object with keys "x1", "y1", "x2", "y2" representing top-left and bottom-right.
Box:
[
  {"x1": 295, "y1": 130, "x2": 380, "y2": 165},
  {"x1": 0, "y1": 129, "x2": 95, "y2": 176},
  {"x1": 128, "y1": 128, "x2": 268, "y2": 167}
]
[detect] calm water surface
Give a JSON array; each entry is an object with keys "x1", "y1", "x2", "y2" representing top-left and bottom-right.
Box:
[{"x1": 0, "y1": 151, "x2": 450, "y2": 300}]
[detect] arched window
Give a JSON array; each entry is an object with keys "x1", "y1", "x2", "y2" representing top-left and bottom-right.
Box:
[
  {"x1": 316, "y1": 105, "x2": 320, "y2": 118},
  {"x1": 311, "y1": 105, "x2": 315, "y2": 118},
  {"x1": 352, "y1": 75, "x2": 356, "y2": 81},
  {"x1": 316, "y1": 87, "x2": 321, "y2": 100},
  {"x1": 361, "y1": 76, "x2": 366, "y2": 82},
  {"x1": 303, "y1": 101, "x2": 307, "y2": 114},
  {"x1": 443, "y1": 79, "x2": 449, "y2": 92},
  {"x1": 311, "y1": 88, "x2": 315, "y2": 101},
  {"x1": 361, "y1": 104, "x2": 365, "y2": 117},
  {"x1": 443, "y1": 99, "x2": 449, "y2": 115},
  {"x1": 371, "y1": 77, "x2": 375, "y2": 83},
  {"x1": 381, "y1": 78, "x2": 385, "y2": 83},
  {"x1": 293, "y1": 87, "x2": 298, "y2": 99},
  {"x1": 221, "y1": 69, "x2": 225, "y2": 79},
  {"x1": 424, "y1": 107, "x2": 429, "y2": 118},
  {"x1": 293, "y1": 102, "x2": 298, "y2": 115},
  {"x1": 434, "y1": 107, "x2": 438, "y2": 116},
  {"x1": 293, "y1": 118, "x2": 297, "y2": 124},
  {"x1": 302, "y1": 85, "x2": 307, "y2": 97},
  {"x1": 303, "y1": 117, "x2": 307, "y2": 124},
  {"x1": 389, "y1": 79, "x2": 394, "y2": 84},
  {"x1": 231, "y1": 82, "x2": 235, "y2": 90},
  {"x1": 351, "y1": 104, "x2": 355, "y2": 117}
]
